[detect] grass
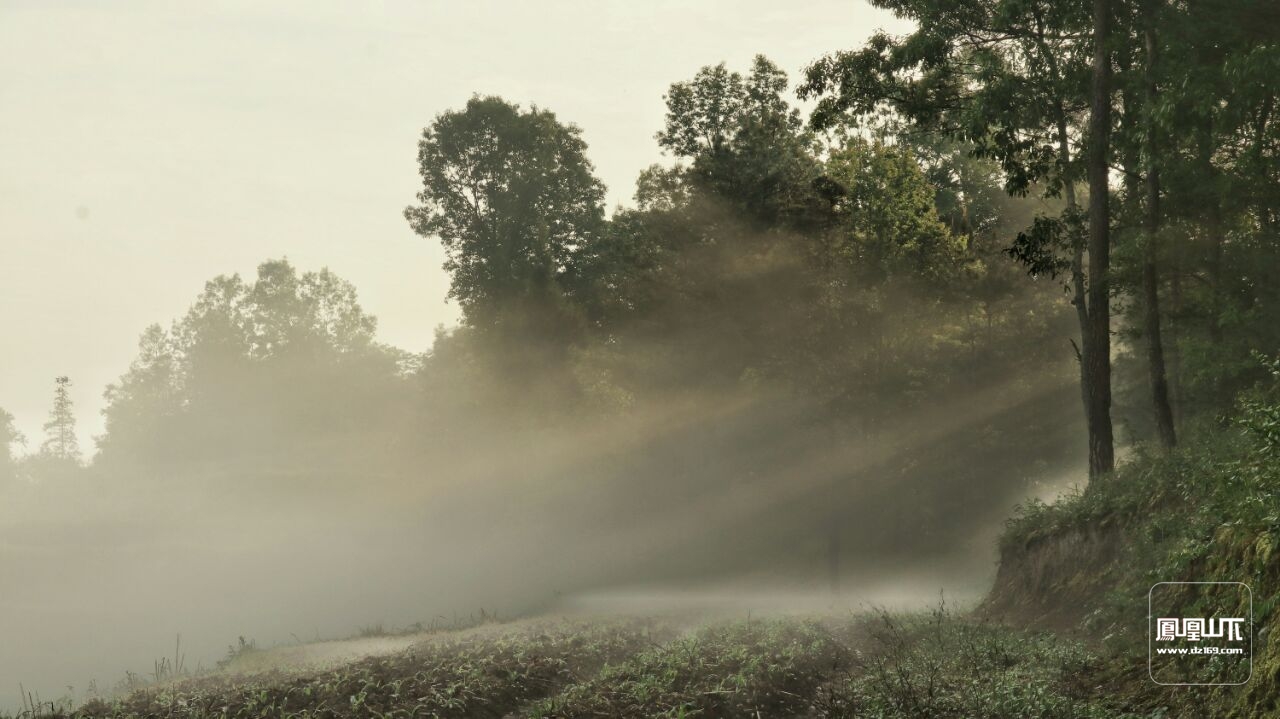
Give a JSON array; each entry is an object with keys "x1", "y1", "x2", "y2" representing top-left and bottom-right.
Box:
[
  {"x1": 992, "y1": 361, "x2": 1280, "y2": 716},
  {"x1": 51, "y1": 618, "x2": 659, "y2": 719},
  {"x1": 1003, "y1": 358, "x2": 1280, "y2": 572},
  {"x1": 528, "y1": 618, "x2": 846, "y2": 718},
  {"x1": 7, "y1": 610, "x2": 1160, "y2": 719},
  {"x1": 811, "y1": 607, "x2": 1137, "y2": 719}
]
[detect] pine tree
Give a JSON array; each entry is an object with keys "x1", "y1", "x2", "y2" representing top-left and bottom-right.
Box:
[{"x1": 40, "y1": 376, "x2": 81, "y2": 463}]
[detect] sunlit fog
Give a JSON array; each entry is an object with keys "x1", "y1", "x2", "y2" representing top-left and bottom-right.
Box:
[{"x1": 6, "y1": 1, "x2": 1274, "y2": 716}]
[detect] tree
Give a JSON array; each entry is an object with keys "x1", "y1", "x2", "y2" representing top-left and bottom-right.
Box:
[
  {"x1": 40, "y1": 376, "x2": 80, "y2": 464},
  {"x1": 98, "y1": 324, "x2": 181, "y2": 463},
  {"x1": 658, "y1": 55, "x2": 824, "y2": 230},
  {"x1": 404, "y1": 96, "x2": 606, "y2": 346},
  {"x1": 1142, "y1": 0, "x2": 1280, "y2": 417},
  {"x1": 0, "y1": 407, "x2": 25, "y2": 484},
  {"x1": 570, "y1": 56, "x2": 834, "y2": 388},
  {"x1": 1101, "y1": 0, "x2": 1280, "y2": 447},
  {"x1": 823, "y1": 137, "x2": 962, "y2": 283},
  {"x1": 247, "y1": 260, "x2": 379, "y2": 360},
  {"x1": 96, "y1": 259, "x2": 406, "y2": 470},
  {"x1": 1136, "y1": 0, "x2": 1177, "y2": 448},
  {"x1": 798, "y1": 0, "x2": 1128, "y2": 478},
  {"x1": 1081, "y1": 0, "x2": 1116, "y2": 477}
]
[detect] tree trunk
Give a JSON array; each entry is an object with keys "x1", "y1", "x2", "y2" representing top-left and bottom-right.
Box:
[
  {"x1": 1057, "y1": 112, "x2": 1093, "y2": 453},
  {"x1": 1168, "y1": 261, "x2": 1184, "y2": 424},
  {"x1": 1085, "y1": 0, "x2": 1116, "y2": 479},
  {"x1": 1195, "y1": 122, "x2": 1225, "y2": 344},
  {"x1": 1142, "y1": 0, "x2": 1178, "y2": 449},
  {"x1": 1035, "y1": 18, "x2": 1099, "y2": 476},
  {"x1": 1206, "y1": 199, "x2": 1225, "y2": 344}
]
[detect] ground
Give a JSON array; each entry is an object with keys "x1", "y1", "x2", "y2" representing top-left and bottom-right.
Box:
[{"x1": 12, "y1": 607, "x2": 1168, "y2": 719}]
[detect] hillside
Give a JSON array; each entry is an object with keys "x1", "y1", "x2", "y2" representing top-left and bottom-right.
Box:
[{"x1": 983, "y1": 370, "x2": 1280, "y2": 717}]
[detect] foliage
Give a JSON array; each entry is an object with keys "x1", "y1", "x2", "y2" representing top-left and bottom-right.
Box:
[
  {"x1": 531, "y1": 619, "x2": 842, "y2": 718},
  {"x1": 64, "y1": 620, "x2": 656, "y2": 719},
  {"x1": 997, "y1": 355, "x2": 1280, "y2": 714},
  {"x1": 814, "y1": 608, "x2": 1131, "y2": 719},
  {"x1": 823, "y1": 137, "x2": 962, "y2": 283},
  {"x1": 40, "y1": 376, "x2": 80, "y2": 463},
  {"x1": 799, "y1": 0, "x2": 1091, "y2": 199},
  {"x1": 404, "y1": 96, "x2": 604, "y2": 341},
  {"x1": 0, "y1": 406, "x2": 24, "y2": 485},
  {"x1": 6, "y1": 614, "x2": 1150, "y2": 719},
  {"x1": 94, "y1": 259, "x2": 408, "y2": 475}
]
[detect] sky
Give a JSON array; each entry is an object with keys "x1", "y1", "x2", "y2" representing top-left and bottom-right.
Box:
[{"x1": 0, "y1": 0, "x2": 910, "y2": 451}]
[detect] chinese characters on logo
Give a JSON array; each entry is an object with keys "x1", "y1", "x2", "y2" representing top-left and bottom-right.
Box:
[{"x1": 1155, "y1": 617, "x2": 1245, "y2": 642}]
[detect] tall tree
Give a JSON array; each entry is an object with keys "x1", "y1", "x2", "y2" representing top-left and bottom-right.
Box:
[
  {"x1": 1138, "y1": 0, "x2": 1177, "y2": 448},
  {"x1": 40, "y1": 376, "x2": 81, "y2": 463},
  {"x1": 798, "y1": 0, "x2": 1123, "y2": 478},
  {"x1": 576, "y1": 56, "x2": 833, "y2": 388},
  {"x1": 657, "y1": 55, "x2": 824, "y2": 230},
  {"x1": 1152, "y1": 0, "x2": 1280, "y2": 413},
  {"x1": 1082, "y1": 0, "x2": 1116, "y2": 476},
  {"x1": 404, "y1": 96, "x2": 606, "y2": 354}
]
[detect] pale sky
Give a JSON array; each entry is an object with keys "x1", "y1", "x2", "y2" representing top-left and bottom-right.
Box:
[{"x1": 0, "y1": 0, "x2": 908, "y2": 450}]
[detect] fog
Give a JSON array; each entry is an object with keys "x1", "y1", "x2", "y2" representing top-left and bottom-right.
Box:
[
  {"x1": 2, "y1": 373, "x2": 1084, "y2": 709},
  {"x1": 0, "y1": 0, "x2": 909, "y2": 447},
  {"x1": 1, "y1": 2, "x2": 1089, "y2": 713}
]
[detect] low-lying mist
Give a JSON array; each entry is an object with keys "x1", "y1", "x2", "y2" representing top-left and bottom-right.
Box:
[
  {"x1": 1, "y1": 347, "x2": 1083, "y2": 710},
  {"x1": 2, "y1": 62, "x2": 1091, "y2": 710}
]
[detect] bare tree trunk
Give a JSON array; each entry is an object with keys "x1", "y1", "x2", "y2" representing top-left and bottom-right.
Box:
[
  {"x1": 1086, "y1": 0, "x2": 1116, "y2": 479},
  {"x1": 1143, "y1": 0, "x2": 1177, "y2": 449}
]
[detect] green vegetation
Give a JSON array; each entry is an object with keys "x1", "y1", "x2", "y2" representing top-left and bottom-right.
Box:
[
  {"x1": 991, "y1": 356, "x2": 1280, "y2": 715},
  {"x1": 802, "y1": 0, "x2": 1280, "y2": 479},
  {"x1": 2, "y1": 0, "x2": 1277, "y2": 716},
  {"x1": 1004, "y1": 355, "x2": 1280, "y2": 594},
  {"x1": 57, "y1": 620, "x2": 657, "y2": 719},
  {"x1": 530, "y1": 619, "x2": 843, "y2": 718},
  {"x1": 9, "y1": 613, "x2": 1168, "y2": 719},
  {"x1": 816, "y1": 610, "x2": 1128, "y2": 719},
  {"x1": 7, "y1": 1, "x2": 1272, "y2": 527}
]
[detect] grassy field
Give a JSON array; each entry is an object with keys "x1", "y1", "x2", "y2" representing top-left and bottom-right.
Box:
[{"x1": 8, "y1": 607, "x2": 1164, "y2": 719}]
